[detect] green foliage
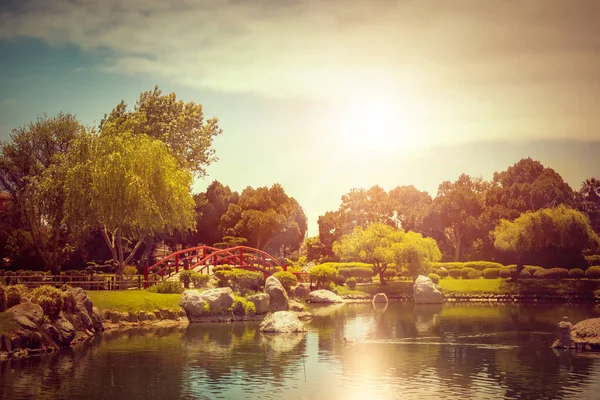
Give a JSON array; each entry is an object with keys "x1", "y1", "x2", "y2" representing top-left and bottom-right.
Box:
[
  {"x1": 533, "y1": 268, "x2": 569, "y2": 279},
  {"x1": 519, "y1": 269, "x2": 532, "y2": 279},
  {"x1": 272, "y1": 271, "x2": 298, "y2": 291},
  {"x1": 432, "y1": 262, "x2": 465, "y2": 270},
  {"x1": 448, "y1": 269, "x2": 461, "y2": 279},
  {"x1": 63, "y1": 132, "x2": 196, "y2": 277},
  {"x1": 5, "y1": 285, "x2": 23, "y2": 308},
  {"x1": 218, "y1": 269, "x2": 264, "y2": 294},
  {"x1": 0, "y1": 285, "x2": 5, "y2": 311},
  {"x1": 123, "y1": 265, "x2": 138, "y2": 277},
  {"x1": 190, "y1": 271, "x2": 209, "y2": 288},
  {"x1": 334, "y1": 274, "x2": 347, "y2": 286},
  {"x1": 585, "y1": 266, "x2": 600, "y2": 279},
  {"x1": 493, "y1": 205, "x2": 600, "y2": 256},
  {"x1": 149, "y1": 280, "x2": 184, "y2": 294},
  {"x1": 31, "y1": 285, "x2": 64, "y2": 318},
  {"x1": 437, "y1": 268, "x2": 449, "y2": 279},
  {"x1": 482, "y1": 268, "x2": 501, "y2": 279},
  {"x1": 524, "y1": 265, "x2": 544, "y2": 274},
  {"x1": 569, "y1": 268, "x2": 585, "y2": 279},
  {"x1": 428, "y1": 273, "x2": 440, "y2": 284},
  {"x1": 499, "y1": 269, "x2": 512, "y2": 279},
  {"x1": 383, "y1": 269, "x2": 397, "y2": 280},
  {"x1": 463, "y1": 261, "x2": 505, "y2": 271},
  {"x1": 179, "y1": 270, "x2": 193, "y2": 288},
  {"x1": 460, "y1": 267, "x2": 482, "y2": 280},
  {"x1": 346, "y1": 277, "x2": 357, "y2": 289},
  {"x1": 62, "y1": 290, "x2": 77, "y2": 313},
  {"x1": 228, "y1": 296, "x2": 256, "y2": 316},
  {"x1": 585, "y1": 255, "x2": 600, "y2": 267},
  {"x1": 308, "y1": 264, "x2": 338, "y2": 288}
]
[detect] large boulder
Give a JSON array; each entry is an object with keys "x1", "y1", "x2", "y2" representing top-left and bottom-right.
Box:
[
  {"x1": 53, "y1": 315, "x2": 76, "y2": 347},
  {"x1": 200, "y1": 287, "x2": 235, "y2": 312},
  {"x1": 307, "y1": 290, "x2": 345, "y2": 304},
  {"x1": 260, "y1": 311, "x2": 306, "y2": 333},
  {"x1": 293, "y1": 284, "x2": 309, "y2": 301},
  {"x1": 372, "y1": 293, "x2": 389, "y2": 303},
  {"x1": 265, "y1": 276, "x2": 289, "y2": 311},
  {"x1": 413, "y1": 275, "x2": 443, "y2": 304},
  {"x1": 179, "y1": 290, "x2": 204, "y2": 322},
  {"x1": 10, "y1": 302, "x2": 44, "y2": 327},
  {"x1": 247, "y1": 293, "x2": 270, "y2": 314}
]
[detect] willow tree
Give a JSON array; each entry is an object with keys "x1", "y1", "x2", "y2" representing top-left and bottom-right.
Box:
[
  {"x1": 63, "y1": 132, "x2": 196, "y2": 278},
  {"x1": 333, "y1": 223, "x2": 441, "y2": 284},
  {"x1": 493, "y1": 205, "x2": 600, "y2": 278}
]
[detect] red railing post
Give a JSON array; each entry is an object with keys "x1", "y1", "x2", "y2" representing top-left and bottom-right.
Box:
[
  {"x1": 239, "y1": 248, "x2": 244, "y2": 267},
  {"x1": 175, "y1": 254, "x2": 179, "y2": 273}
]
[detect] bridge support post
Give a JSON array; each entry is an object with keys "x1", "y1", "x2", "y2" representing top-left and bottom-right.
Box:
[{"x1": 144, "y1": 264, "x2": 149, "y2": 289}]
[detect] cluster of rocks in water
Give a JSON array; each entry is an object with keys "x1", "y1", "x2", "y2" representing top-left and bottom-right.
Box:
[{"x1": 1, "y1": 288, "x2": 103, "y2": 359}]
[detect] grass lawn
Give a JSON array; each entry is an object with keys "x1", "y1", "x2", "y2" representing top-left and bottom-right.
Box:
[
  {"x1": 439, "y1": 278, "x2": 600, "y2": 296},
  {"x1": 87, "y1": 290, "x2": 183, "y2": 313},
  {"x1": 335, "y1": 285, "x2": 369, "y2": 297}
]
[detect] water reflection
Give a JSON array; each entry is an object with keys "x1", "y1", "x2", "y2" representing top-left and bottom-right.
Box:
[{"x1": 3, "y1": 304, "x2": 600, "y2": 399}]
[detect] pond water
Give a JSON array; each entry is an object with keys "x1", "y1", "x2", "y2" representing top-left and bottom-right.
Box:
[{"x1": 3, "y1": 303, "x2": 600, "y2": 400}]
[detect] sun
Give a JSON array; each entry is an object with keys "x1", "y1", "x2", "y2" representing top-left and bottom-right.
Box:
[{"x1": 334, "y1": 89, "x2": 421, "y2": 155}]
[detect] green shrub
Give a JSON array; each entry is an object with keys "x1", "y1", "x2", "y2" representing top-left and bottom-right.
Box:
[
  {"x1": 309, "y1": 264, "x2": 338, "y2": 288},
  {"x1": 62, "y1": 291, "x2": 77, "y2": 313},
  {"x1": 524, "y1": 265, "x2": 544, "y2": 274},
  {"x1": 448, "y1": 269, "x2": 461, "y2": 279},
  {"x1": 346, "y1": 277, "x2": 357, "y2": 289},
  {"x1": 213, "y1": 265, "x2": 232, "y2": 273},
  {"x1": 31, "y1": 285, "x2": 64, "y2": 318},
  {"x1": 460, "y1": 267, "x2": 481, "y2": 280},
  {"x1": 585, "y1": 266, "x2": 600, "y2": 279},
  {"x1": 273, "y1": 271, "x2": 298, "y2": 291},
  {"x1": 428, "y1": 273, "x2": 440, "y2": 284},
  {"x1": 533, "y1": 268, "x2": 569, "y2": 279},
  {"x1": 338, "y1": 268, "x2": 352, "y2": 278},
  {"x1": 519, "y1": 269, "x2": 531, "y2": 278},
  {"x1": 432, "y1": 262, "x2": 464, "y2": 271},
  {"x1": 437, "y1": 269, "x2": 449, "y2": 279},
  {"x1": 179, "y1": 270, "x2": 193, "y2": 288},
  {"x1": 150, "y1": 280, "x2": 184, "y2": 294},
  {"x1": 499, "y1": 269, "x2": 511, "y2": 279},
  {"x1": 382, "y1": 269, "x2": 397, "y2": 281},
  {"x1": 5, "y1": 285, "x2": 24, "y2": 308},
  {"x1": 190, "y1": 271, "x2": 209, "y2": 288},
  {"x1": 228, "y1": 296, "x2": 256, "y2": 316},
  {"x1": 348, "y1": 267, "x2": 374, "y2": 281},
  {"x1": 463, "y1": 261, "x2": 505, "y2": 271},
  {"x1": 123, "y1": 265, "x2": 138, "y2": 277},
  {"x1": 334, "y1": 274, "x2": 347, "y2": 286},
  {"x1": 482, "y1": 268, "x2": 501, "y2": 279},
  {"x1": 229, "y1": 269, "x2": 264, "y2": 293},
  {"x1": 569, "y1": 268, "x2": 585, "y2": 279}
]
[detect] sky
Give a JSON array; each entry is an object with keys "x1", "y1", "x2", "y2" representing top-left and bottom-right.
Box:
[{"x1": 1, "y1": 0, "x2": 599, "y2": 236}]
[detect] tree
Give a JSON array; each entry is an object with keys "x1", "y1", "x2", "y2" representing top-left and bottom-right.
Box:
[
  {"x1": 193, "y1": 181, "x2": 239, "y2": 246},
  {"x1": 333, "y1": 223, "x2": 441, "y2": 285},
  {"x1": 576, "y1": 178, "x2": 600, "y2": 236},
  {"x1": 433, "y1": 174, "x2": 488, "y2": 261},
  {"x1": 100, "y1": 86, "x2": 221, "y2": 177},
  {"x1": 388, "y1": 185, "x2": 433, "y2": 232},
  {"x1": 62, "y1": 132, "x2": 196, "y2": 278},
  {"x1": 493, "y1": 205, "x2": 600, "y2": 278},
  {"x1": 305, "y1": 236, "x2": 329, "y2": 262},
  {"x1": 219, "y1": 184, "x2": 307, "y2": 255},
  {"x1": 0, "y1": 113, "x2": 85, "y2": 273}
]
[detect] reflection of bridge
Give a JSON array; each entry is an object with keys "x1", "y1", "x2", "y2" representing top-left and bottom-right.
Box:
[{"x1": 143, "y1": 245, "x2": 307, "y2": 288}]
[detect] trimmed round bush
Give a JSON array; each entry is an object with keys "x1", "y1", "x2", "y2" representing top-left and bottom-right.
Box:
[
  {"x1": 569, "y1": 268, "x2": 585, "y2": 279},
  {"x1": 463, "y1": 261, "x2": 504, "y2": 271},
  {"x1": 437, "y1": 268, "x2": 449, "y2": 279},
  {"x1": 524, "y1": 265, "x2": 544, "y2": 274},
  {"x1": 428, "y1": 273, "x2": 440, "y2": 284},
  {"x1": 585, "y1": 266, "x2": 600, "y2": 279},
  {"x1": 62, "y1": 290, "x2": 77, "y2": 313},
  {"x1": 228, "y1": 296, "x2": 256, "y2": 316},
  {"x1": 499, "y1": 269, "x2": 512, "y2": 279},
  {"x1": 273, "y1": 271, "x2": 299, "y2": 290},
  {"x1": 229, "y1": 269, "x2": 264, "y2": 293},
  {"x1": 338, "y1": 268, "x2": 352, "y2": 278},
  {"x1": 533, "y1": 268, "x2": 569, "y2": 279},
  {"x1": 482, "y1": 268, "x2": 501, "y2": 279},
  {"x1": 346, "y1": 277, "x2": 357, "y2": 289},
  {"x1": 309, "y1": 264, "x2": 339, "y2": 288},
  {"x1": 432, "y1": 262, "x2": 464, "y2": 271},
  {"x1": 460, "y1": 267, "x2": 481, "y2": 280},
  {"x1": 349, "y1": 267, "x2": 374, "y2": 281},
  {"x1": 448, "y1": 269, "x2": 461, "y2": 279},
  {"x1": 31, "y1": 285, "x2": 64, "y2": 318},
  {"x1": 519, "y1": 269, "x2": 531, "y2": 278},
  {"x1": 179, "y1": 270, "x2": 193, "y2": 288},
  {"x1": 334, "y1": 274, "x2": 347, "y2": 286},
  {"x1": 383, "y1": 268, "x2": 397, "y2": 281}
]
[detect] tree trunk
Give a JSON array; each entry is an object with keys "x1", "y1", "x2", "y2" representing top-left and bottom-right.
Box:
[
  {"x1": 378, "y1": 264, "x2": 387, "y2": 286},
  {"x1": 454, "y1": 229, "x2": 462, "y2": 262},
  {"x1": 513, "y1": 254, "x2": 524, "y2": 282}
]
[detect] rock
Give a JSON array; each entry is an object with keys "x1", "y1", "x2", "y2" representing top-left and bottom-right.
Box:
[
  {"x1": 296, "y1": 311, "x2": 313, "y2": 321},
  {"x1": 180, "y1": 290, "x2": 205, "y2": 322},
  {"x1": 372, "y1": 293, "x2": 389, "y2": 303},
  {"x1": 293, "y1": 284, "x2": 309, "y2": 301},
  {"x1": 556, "y1": 316, "x2": 573, "y2": 348},
  {"x1": 138, "y1": 311, "x2": 149, "y2": 321},
  {"x1": 247, "y1": 293, "x2": 270, "y2": 314},
  {"x1": 110, "y1": 311, "x2": 126, "y2": 323},
  {"x1": 260, "y1": 311, "x2": 306, "y2": 333},
  {"x1": 265, "y1": 276, "x2": 289, "y2": 311},
  {"x1": 307, "y1": 290, "x2": 345, "y2": 304},
  {"x1": 288, "y1": 300, "x2": 307, "y2": 312},
  {"x1": 52, "y1": 316, "x2": 75, "y2": 347},
  {"x1": 159, "y1": 309, "x2": 170, "y2": 320},
  {"x1": 571, "y1": 318, "x2": 600, "y2": 349},
  {"x1": 9, "y1": 302, "x2": 44, "y2": 326},
  {"x1": 153, "y1": 310, "x2": 162, "y2": 320},
  {"x1": 200, "y1": 287, "x2": 235, "y2": 312},
  {"x1": 147, "y1": 313, "x2": 157, "y2": 321},
  {"x1": 71, "y1": 287, "x2": 93, "y2": 314},
  {"x1": 413, "y1": 275, "x2": 444, "y2": 304}
]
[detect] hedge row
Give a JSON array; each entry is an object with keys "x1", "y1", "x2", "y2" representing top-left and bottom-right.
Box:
[{"x1": 439, "y1": 266, "x2": 600, "y2": 280}]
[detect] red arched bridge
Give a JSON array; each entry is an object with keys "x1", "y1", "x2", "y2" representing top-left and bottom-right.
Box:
[{"x1": 143, "y1": 245, "x2": 308, "y2": 288}]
